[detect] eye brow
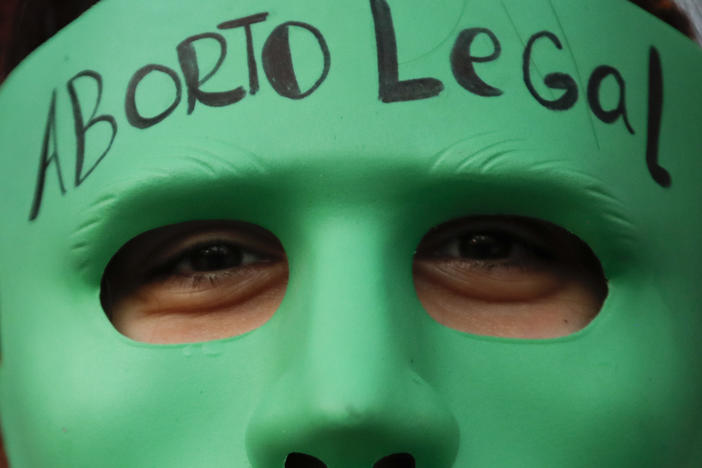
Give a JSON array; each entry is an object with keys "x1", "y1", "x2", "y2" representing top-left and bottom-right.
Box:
[
  {"x1": 426, "y1": 135, "x2": 639, "y2": 272},
  {"x1": 68, "y1": 141, "x2": 269, "y2": 283}
]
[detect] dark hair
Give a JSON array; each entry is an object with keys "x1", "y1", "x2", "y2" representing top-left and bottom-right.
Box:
[
  {"x1": 0, "y1": 0, "x2": 696, "y2": 81},
  {"x1": 630, "y1": 0, "x2": 694, "y2": 37},
  {"x1": 0, "y1": 0, "x2": 99, "y2": 81}
]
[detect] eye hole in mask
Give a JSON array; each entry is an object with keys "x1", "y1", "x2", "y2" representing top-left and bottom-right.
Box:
[
  {"x1": 100, "y1": 220, "x2": 288, "y2": 344},
  {"x1": 412, "y1": 216, "x2": 608, "y2": 339}
]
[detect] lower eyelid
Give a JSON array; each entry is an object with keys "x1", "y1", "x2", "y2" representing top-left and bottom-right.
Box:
[
  {"x1": 421, "y1": 257, "x2": 557, "y2": 278},
  {"x1": 463, "y1": 259, "x2": 534, "y2": 273},
  {"x1": 153, "y1": 245, "x2": 276, "y2": 279},
  {"x1": 421, "y1": 248, "x2": 550, "y2": 272},
  {"x1": 169, "y1": 270, "x2": 232, "y2": 288},
  {"x1": 414, "y1": 259, "x2": 564, "y2": 300},
  {"x1": 127, "y1": 262, "x2": 288, "y2": 312},
  {"x1": 423, "y1": 257, "x2": 525, "y2": 272},
  {"x1": 161, "y1": 261, "x2": 280, "y2": 286}
]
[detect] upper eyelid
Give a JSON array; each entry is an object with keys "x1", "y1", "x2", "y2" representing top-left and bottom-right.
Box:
[
  {"x1": 164, "y1": 239, "x2": 279, "y2": 268},
  {"x1": 68, "y1": 141, "x2": 269, "y2": 284},
  {"x1": 160, "y1": 246, "x2": 273, "y2": 279},
  {"x1": 423, "y1": 239, "x2": 553, "y2": 271},
  {"x1": 422, "y1": 157, "x2": 639, "y2": 275},
  {"x1": 427, "y1": 134, "x2": 638, "y2": 243},
  {"x1": 417, "y1": 218, "x2": 552, "y2": 254},
  {"x1": 149, "y1": 239, "x2": 247, "y2": 274},
  {"x1": 108, "y1": 223, "x2": 285, "y2": 280},
  {"x1": 147, "y1": 229, "x2": 282, "y2": 265}
]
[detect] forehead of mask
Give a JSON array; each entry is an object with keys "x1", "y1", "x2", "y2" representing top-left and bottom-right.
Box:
[{"x1": 1, "y1": 0, "x2": 702, "y2": 467}]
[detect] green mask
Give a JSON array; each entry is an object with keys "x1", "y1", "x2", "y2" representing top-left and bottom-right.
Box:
[{"x1": 1, "y1": 0, "x2": 701, "y2": 466}]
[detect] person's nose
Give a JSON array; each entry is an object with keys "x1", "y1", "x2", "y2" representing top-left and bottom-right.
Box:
[{"x1": 245, "y1": 215, "x2": 459, "y2": 468}]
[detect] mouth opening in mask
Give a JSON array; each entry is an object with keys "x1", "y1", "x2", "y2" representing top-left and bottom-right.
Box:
[
  {"x1": 373, "y1": 453, "x2": 416, "y2": 467},
  {"x1": 285, "y1": 452, "x2": 327, "y2": 468},
  {"x1": 282, "y1": 452, "x2": 416, "y2": 467}
]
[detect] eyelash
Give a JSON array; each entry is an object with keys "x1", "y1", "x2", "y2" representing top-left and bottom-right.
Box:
[
  {"x1": 148, "y1": 241, "x2": 272, "y2": 282},
  {"x1": 419, "y1": 228, "x2": 554, "y2": 272},
  {"x1": 166, "y1": 269, "x2": 235, "y2": 290}
]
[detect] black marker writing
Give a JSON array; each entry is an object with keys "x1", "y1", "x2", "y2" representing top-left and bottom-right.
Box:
[
  {"x1": 27, "y1": 10, "x2": 673, "y2": 221},
  {"x1": 523, "y1": 31, "x2": 578, "y2": 111},
  {"x1": 370, "y1": 0, "x2": 443, "y2": 102},
  {"x1": 125, "y1": 64, "x2": 182, "y2": 129},
  {"x1": 218, "y1": 13, "x2": 269, "y2": 95},
  {"x1": 451, "y1": 28, "x2": 503, "y2": 97},
  {"x1": 67, "y1": 70, "x2": 117, "y2": 186},
  {"x1": 29, "y1": 91, "x2": 66, "y2": 221},
  {"x1": 124, "y1": 12, "x2": 331, "y2": 126},
  {"x1": 262, "y1": 21, "x2": 331, "y2": 99},
  {"x1": 646, "y1": 46, "x2": 670, "y2": 187},
  {"x1": 587, "y1": 65, "x2": 634, "y2": 134},
  {"x1": 177, "y1": 33, "x2": 246, "y2": 114}
]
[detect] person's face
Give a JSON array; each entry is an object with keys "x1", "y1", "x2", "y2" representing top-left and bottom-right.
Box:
[{"x1": 1, "y1": 0, "x2": 701, "y2": 467}]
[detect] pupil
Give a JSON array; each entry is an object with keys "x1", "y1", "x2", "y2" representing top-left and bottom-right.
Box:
[
  {"x1": 459, "y1": 232, "x2": 512, "y2": 260},
  {"x1": 189, "y1": 245, "x2": 242, "y2": 271}
]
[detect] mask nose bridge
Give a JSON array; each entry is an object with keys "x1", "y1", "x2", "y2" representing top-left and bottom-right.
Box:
[
  {"x1": 245, "y1": 213, "x2": 459, "y2": 468},
  {"x1": 307, "y1": 218, "x2": 409, "y2": 416},
  {"x1": 294, "y1": 212, "x2": 404, "y2": 385}
]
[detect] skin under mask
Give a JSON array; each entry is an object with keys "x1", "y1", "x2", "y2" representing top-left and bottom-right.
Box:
[{"x1": 0, "y1": 0, "x2": 701, "y2": 466}]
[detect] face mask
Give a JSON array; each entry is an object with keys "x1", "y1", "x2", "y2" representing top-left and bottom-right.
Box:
[{"x1": 1, "y1": 0, "x2": 701, "y2": 466}]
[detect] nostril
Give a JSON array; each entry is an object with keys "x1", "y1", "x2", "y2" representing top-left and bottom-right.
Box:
[
  {"x1": 284, "y1": 452, "x2": 327, "y2": 468},
  {"x1": 373, "y1": 453, "x2": 416, "y2": 468}
]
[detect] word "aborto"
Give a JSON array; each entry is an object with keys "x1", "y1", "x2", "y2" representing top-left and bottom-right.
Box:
[{"x1": 28, "y1": 0, "x2": 670, "y2": 221}]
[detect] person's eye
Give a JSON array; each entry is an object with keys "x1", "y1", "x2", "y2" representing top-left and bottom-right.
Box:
[
  {"x1": 149, "y1": 237, "x2": 278, "y2": 287},
  {"x1": 101, "y1": 221, "x2": 288, "y2": 344},
  {"x1": 426, "y1": 227, "x2": 551, "y2": 270},
  {"x1": 169, "y1": 242, "x2": 260, "y2": 275},
  {"x1": 413, "y1": 216, "x2": 607, "y2": 339}
]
